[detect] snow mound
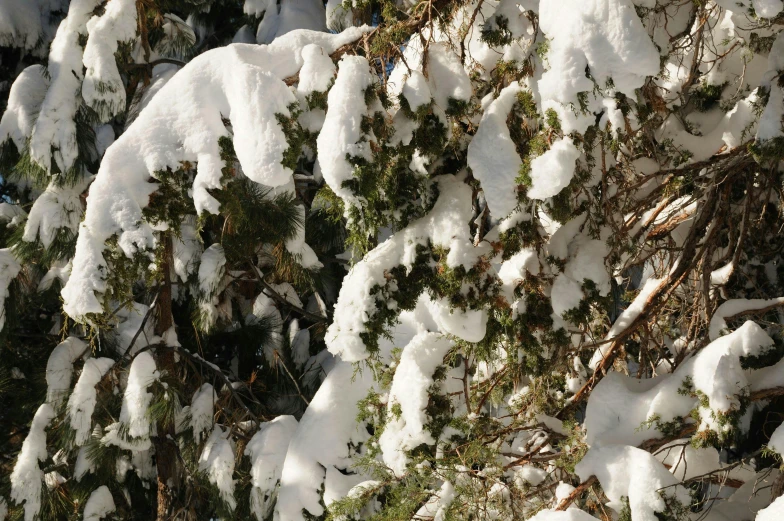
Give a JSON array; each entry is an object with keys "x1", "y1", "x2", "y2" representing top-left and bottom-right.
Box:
[{"x1": 62, "y1": 27, "x2": 370, "y2": 322}]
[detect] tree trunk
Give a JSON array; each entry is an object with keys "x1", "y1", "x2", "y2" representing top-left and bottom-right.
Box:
[{"x1": 154, "y1": 235, "x2": 177, "y2": 521}]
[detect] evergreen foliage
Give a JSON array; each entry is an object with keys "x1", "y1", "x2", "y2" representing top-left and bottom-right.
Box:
[{"x1": 1, "y1": 1, "x2": 784, "y2": 521}]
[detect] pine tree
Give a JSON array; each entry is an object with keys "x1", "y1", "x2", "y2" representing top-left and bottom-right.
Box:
[
  {"x1": 1, "y1": 1, "x2": 784, "y2": 521},
  {"x1": 0, "y1": 1, "x2": 344, "y2": 520}
]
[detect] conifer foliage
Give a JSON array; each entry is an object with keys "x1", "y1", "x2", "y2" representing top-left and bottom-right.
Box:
[{"x1": 1, "y1": 1, "x2": 784, "y2": 521}]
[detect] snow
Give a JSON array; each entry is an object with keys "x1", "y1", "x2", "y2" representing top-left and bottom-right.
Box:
[
  {"x1": 29, "y1": 0, "x2": 101, "y2": 174},
  {"x1": 276, "y1": 361, "x2": 375, "y2": 521},
  {"x1": 199, "y1": 244, "x2": 227, "y2": 296},
  {"x1": 74, "y1": 445, "x2": 94, "y2": 480},
  {"x1": 551, "y1": 274, "x2": 584, "y2": 317},
  {"x1": 103, "y1": 351, "x2": 160, "y2": 449},
  {"x1": 0, "y1": 0, "x2": 42, "y2": 50},
  {"x1": 424, "y1": 43, "x2": 472, "y2": 111},
  {"x1": 589, "y1": 277, "x2": 662, "y2": 369},
  {"x1": 68, "y1": 357, "x2": 115, "y2": 446},
  {"x1": 46, "y1": 336, "x2": 88, "y2": 406},
  {"x1": 379, "y1": 332, "x2": 454, "y2": 476},
  {"x1": 709, "y1": 298, "x2": 784, "y2": 341},
  {"x1": 575, "y1": 445, "x2": 690, "y2": 521},
  {"x1": 317, "y1": 55, "x2": 375, "y2": 209},
  {"x1": 297, "y1": 44, "x2": 336, "y2": 96},
  {"x1": 199, "y1": 243, "x2": 227, "y2": 328},
  {"x1": 538, "y1": 0, "x2": 659, "y2": 101},
  {"x1": 527, "y1": 510, "x2": 599, "y2": 521},
  {"x1": 186, "y1": 383, "x2": 216, "y2": 442},
  {"x1": 10, "y1": 404, "x2": 56, "y2": 521},
  {"x1": 255, "y1": 0, "x2": 327, "y2": 45},
  {"x1": 23, "y1": 175, "x2": 93, "y2": 248},
  {"x1": 768, "y1": 423, "x2": 784, "y2": 455},
  {"x1": 289, "y1": 319, "x2": 311, "y2": 369},
  {"x1": 111, "y1": 302, "x2": 159, "y2": 356},
  {"x1": 81, "y1": 0, "x2": 137, "y2": 121},
  {"x1": 62, "y1": 27, "x2": 370, "y2": 322},
  {"x1": 415, "y1": 481, "x2": 457, "y2": 521},
  {"x1": 173, "y1": 216, "x2": 202, "y2": 283},
  {"x1": 82, "y1": 486, "x2": 116, "y2": 521},
  {"x1": 0, "y1": 65, "x2": 49, "y2": 150},
  {"x1": 402, "y1": 71, "x2": 432, "y2": 112},
  {"x1": 270, "y1": 282, "x2": 305, "y2": 309},
  {"x1": 0, "y1": 249, "x2": 21, "y2": 333},
  {"x1": 246, "y1": 415, "x2": 298, "y2": 520},
  {"x1": 199, "y1": 427, "x2": 237, "y2": 510},
  {"x1": 654, "y1": 440, "x2": 722, "y2": 482},
  {"x1": 527, "y1": 138, "x2": 581, "y2": 200},
  {"x1": 757, "y1": 32, "x2": 784, "y2": 142},
  {"x1": 244, "y1": 0, "x2": 269, "y2": 17},
  {"x1": 585, "y1": 321, "x2": 775, "y2": 446},
  {"x1": 514, "y1": 465, "x2": 547, "y2": 487},
  {"x1": 757, "y1": 494, "x2": 784, "y2": 521},
  {"x1": 711, "y1": 262, "x2": 735, "y2": 286},
  {"x1": 326, "y1": 175, "x2": 480, "y2": 362},
  {"x1": 467, "y1": 82, "x2": 523, "y2": 219},
  {"x1": 497, "y1": 247, "x2": 539, "y2": 303},
  {"x1": 553, "y1": 238, "x2": 611, "y2": 319},
  {"x1": 425, "y1": 296, "x2": 487, "y2": 343}
]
